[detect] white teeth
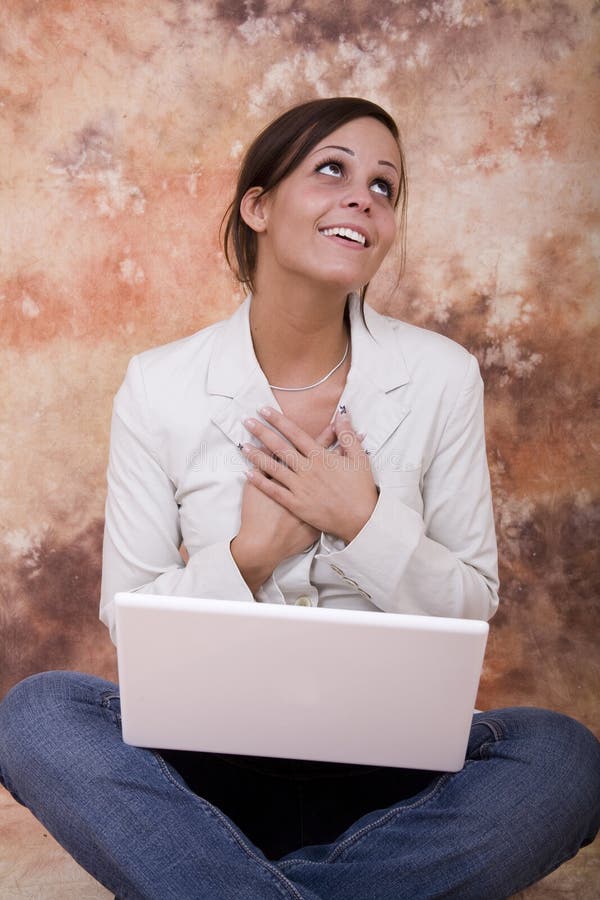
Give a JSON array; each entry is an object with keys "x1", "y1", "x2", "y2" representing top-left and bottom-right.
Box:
[{"x1": 320, "y1": 226, "x2": 366, "y2": 246}]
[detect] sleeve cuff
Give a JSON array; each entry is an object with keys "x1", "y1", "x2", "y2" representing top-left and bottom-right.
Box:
[
  {"x1": 187, "y1": 539, "x2": 257, "y2": 603},
  {"x1": 315, "y1": 488, "x2": 424, "y2": 608}
]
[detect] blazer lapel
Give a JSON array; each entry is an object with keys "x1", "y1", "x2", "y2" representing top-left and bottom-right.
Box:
[
  {"x1": 207, "y1": 296, "x2": 281, "y2": 448},
  {"x1": 340, "y1": 296, "x2": 411, "y2": 456}
]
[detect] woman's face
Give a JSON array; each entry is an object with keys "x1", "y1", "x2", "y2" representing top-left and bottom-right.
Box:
[{"x1": 245, "y1": 117, "x2": 402, "y2": 294}]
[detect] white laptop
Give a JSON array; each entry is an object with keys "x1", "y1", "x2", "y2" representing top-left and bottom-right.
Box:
[{"x1": 115, "y1": 593, "x2": 488, "y2": 772}]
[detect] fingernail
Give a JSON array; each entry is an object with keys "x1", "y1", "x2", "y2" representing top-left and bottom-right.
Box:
[
  {"x1": 243, "y1": 417, "x2": 258, "y2": 429},
  {"x1": 259, "y1": 406, "x2": 274, "y2": 418}
]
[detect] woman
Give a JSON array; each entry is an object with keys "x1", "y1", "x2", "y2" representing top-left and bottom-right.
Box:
[{"x1": 0, "y1": 98, "x2": 598, "y2": 900}]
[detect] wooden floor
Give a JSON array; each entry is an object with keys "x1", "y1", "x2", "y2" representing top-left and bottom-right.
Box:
[{"x1": 1, "y1": 786, "x2": 598, "y2": 898}]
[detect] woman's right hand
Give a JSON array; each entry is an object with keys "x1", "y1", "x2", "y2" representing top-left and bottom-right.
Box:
[{"x1": 230, "y1": 421, "x2": 336, "y2": 594}]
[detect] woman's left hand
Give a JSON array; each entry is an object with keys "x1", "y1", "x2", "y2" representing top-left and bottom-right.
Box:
[{"x1": 241, "y1": 406, "x2": 379, "y2": 544}]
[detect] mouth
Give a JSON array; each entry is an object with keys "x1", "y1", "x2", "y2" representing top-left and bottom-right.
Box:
[{"x1": 318, "y1": 225, "x2": 370, "y2": 248}]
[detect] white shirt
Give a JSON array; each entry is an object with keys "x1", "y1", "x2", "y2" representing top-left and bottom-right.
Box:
[{"x1": 100, "y1": 295, "x2": 499, "y2": 644}]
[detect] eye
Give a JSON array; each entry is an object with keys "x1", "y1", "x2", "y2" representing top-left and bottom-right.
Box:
[
  {"x1": 315, "y1": 159, "x2": 344, "y2": 178},
  {"x1": 371, "y1": 178, "x2": 394, "y2": 199}
]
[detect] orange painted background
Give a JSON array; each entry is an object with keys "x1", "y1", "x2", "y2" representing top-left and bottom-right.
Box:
[{"x1": 1, "y1": 0, "x2": 599, "y2": 884}]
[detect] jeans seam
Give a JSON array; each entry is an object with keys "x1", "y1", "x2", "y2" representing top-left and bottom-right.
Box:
[
  {"x1": 469, "y1": 716, "x2": 506, "y2": 762},
  {"x1": 100, "y1": 692, "x2": 122, "y2": 726},
  {"x1": 152, "y1": 752, "x2": 306, "y2": 900},
  {"x1": 473, "y1": 715, "x2": 504, "y2": 744},
  {"x1": 280, "y1": 772, "x2": 451, "y2": 868}
]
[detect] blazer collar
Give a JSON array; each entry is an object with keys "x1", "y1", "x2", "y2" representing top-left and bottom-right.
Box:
[{"x1": 207, "y1": 294, "x2": 411, "y2": 456}]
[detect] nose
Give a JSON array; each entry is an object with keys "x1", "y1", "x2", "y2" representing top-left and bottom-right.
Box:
[{"x1": 341, "y1": 183, "x2": 371, "y2": 213}]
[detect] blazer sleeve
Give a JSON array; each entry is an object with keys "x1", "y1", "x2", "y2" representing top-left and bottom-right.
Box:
[
  {"x1": 317, "y1": 354, "x2": 499, "y2": 621},
  {"x1": 99, "y1": 356, "x2": 253, "y2": 644}
]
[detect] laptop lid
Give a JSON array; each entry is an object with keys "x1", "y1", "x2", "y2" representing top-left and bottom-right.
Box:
[{"x1": 115, "y1": 593, "x2": 488, "y2": 772}]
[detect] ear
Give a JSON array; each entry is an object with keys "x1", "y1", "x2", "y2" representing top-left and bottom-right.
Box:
[{"x1": 240, "y1": 186, "x2": 269, "y2": 234}]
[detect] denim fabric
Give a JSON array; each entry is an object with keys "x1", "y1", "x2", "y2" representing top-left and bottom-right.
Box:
[{"x1": 0, "y1": 670, "x2": 598, "y2": 900}]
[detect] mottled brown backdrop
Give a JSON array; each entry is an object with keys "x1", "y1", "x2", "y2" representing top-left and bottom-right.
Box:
[{"x1": 1, "y1": 0, "x2": 599, "y2": 888}]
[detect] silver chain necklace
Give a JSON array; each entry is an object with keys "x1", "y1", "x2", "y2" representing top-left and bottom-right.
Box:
[{"x1": 269, "y1": 341, "x2": 350, "y2": 392}]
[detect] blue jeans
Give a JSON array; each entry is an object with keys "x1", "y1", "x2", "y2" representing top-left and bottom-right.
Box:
[{"x1": 0, "y1": 671, "x2": 598, "y2": 900}]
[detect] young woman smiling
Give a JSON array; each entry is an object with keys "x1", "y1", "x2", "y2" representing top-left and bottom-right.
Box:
[
  {"x1": 230, "y1": 114, "x2": 402, "y2": 593},
  {"x1": 0, "y1": 97, "x2": 598, "y2": 900}
]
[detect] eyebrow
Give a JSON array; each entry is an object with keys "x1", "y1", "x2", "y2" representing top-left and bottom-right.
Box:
[{"x1": 312, "y1": 144, "x2": 399, "y2": 175}]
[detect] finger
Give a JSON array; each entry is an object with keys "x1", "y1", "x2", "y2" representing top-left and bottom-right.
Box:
[
  {"x1": 333, "y1": 410, "x2": 367, "y2": 458},
  {"x1": 315, "y1": 421, "x2": 337, "y2": 449},
  {"x1": 243, "y1": 417, "x2": 300, "y2": 470},
  {"x1": 258, "y1": 407, "x2": 317, "y2": 457},
  {"x1": 324, "y1": 427, "x2": 365, "y2": 456},
  {"x1": 241, "y1": 443, "x2": 295, "y2": 485},
  {"x1": 245, "y1": 467, "x2": 297, "y2": 512}
]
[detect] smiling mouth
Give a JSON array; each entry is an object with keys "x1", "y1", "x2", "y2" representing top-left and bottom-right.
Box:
[{"x1": 319, "y1": 226, "x2": 368, "y2": 247}]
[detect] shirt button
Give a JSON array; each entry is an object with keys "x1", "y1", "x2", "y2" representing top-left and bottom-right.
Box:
[{"x1": 295, "y1": 595, "x2": 312, "y2": 606}]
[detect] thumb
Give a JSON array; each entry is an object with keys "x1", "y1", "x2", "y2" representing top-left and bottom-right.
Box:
[
  {"x1": 315, "y1": 421, "x2": 337, "y2": 449},
  {"x1": 334, "y1": 409, "x2": 366, "y2": 458}
]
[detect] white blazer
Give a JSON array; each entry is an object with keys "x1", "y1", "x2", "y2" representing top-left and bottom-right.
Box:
[{"x1": 100, "y1": 294, "x2": 499, "y2": 643}]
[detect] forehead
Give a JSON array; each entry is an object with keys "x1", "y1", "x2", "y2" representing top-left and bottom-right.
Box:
[{"x1": 311, "y1": 117, "x2": 401, "y2": 165}]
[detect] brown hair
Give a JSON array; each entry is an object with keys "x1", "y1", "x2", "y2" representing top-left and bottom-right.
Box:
[{"x1": 221, "y1": 97, "x2": 407, "y2": 299}]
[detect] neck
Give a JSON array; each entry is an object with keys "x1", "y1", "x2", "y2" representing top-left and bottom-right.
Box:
[{"x1": 249, "y1": 277, "x2": 351, "y2": 390}]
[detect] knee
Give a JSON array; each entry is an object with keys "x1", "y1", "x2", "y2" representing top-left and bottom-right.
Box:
[
  {"x1": 0, "y1": 671, "x2": 117, "y2": 786},
  {"x1": 490, "y1": 707, "x2": 600, "y2": 843},
  {"x1": 531, "y1": 708, "x2": 600, "y2": 849},
  {"x1": 1, "y1": 671, "x2": 65, "y2": 735},
  {"x1": 516, "y1": 707, "x2": 599, "y2": 771},
  {"x1": 1, "y1": 670, "x2": 99, "y2": 726},
  {"x1": 484, "y1": 705, "x2": 598, "y2": 760}
]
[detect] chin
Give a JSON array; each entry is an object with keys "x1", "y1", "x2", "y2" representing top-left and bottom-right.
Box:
[{"x1": 317, "y1": 267, "x2": 368, "y2": 294}]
